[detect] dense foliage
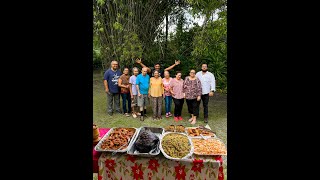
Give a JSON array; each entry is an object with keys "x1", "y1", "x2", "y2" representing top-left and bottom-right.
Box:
[{"x1": 93, "y1": 0, "x2": 227, "y2": 93}]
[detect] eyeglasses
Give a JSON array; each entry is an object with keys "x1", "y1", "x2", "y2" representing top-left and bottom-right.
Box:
[{"x1": 190, "y1": 72, "x2": 195, "y2": 74}]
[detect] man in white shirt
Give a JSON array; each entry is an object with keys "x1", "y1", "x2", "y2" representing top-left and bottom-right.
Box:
[{"x1": 196, "y1": 63, "x2": 216, "y2": 123}]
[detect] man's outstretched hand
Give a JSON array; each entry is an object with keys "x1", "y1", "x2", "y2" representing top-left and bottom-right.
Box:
[
  {"x1": 135, "y1": 58, "x2": 142, "y2": 64},
  {"x1": 175, "y1": 60, "x2": 181, "y2": 65}
]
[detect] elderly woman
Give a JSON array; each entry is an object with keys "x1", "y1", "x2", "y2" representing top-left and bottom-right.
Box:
[
  {"x1": 149, "y1": 70, "x2": 164, "y2": 120},
  {"x1": 183, "y1": 69, "x2": 202, "y2": 124},
  {"x1": 170, "y1": 71, "x2": 184, "y2": 121}
]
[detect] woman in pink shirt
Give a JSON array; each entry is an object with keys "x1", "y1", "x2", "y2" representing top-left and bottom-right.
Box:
[
  {"x1": 170, "y1": 71, "x2": 184, "y2": 121},
  {"x1": 162, "y1": 71, "x2": 173, "y2": 118}
]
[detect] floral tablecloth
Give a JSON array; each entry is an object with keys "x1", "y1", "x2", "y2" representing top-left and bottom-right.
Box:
[{"x1": 98, "y1": 152, "x2": 224, "y2": 180}]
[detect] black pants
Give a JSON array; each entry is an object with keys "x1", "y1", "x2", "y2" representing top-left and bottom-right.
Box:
[
  {"x1": 186, "y1": 99, "x2": 199, "y2": 117},
  {"x1": 196, "y1": 94, "x2": 209, "y2": 118},
  {"x1": 173, "y1": 98, "x2": 184, "y2": 117}
]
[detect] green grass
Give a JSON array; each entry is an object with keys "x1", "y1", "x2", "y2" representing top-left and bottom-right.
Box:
[{"x1": 93, "y1": 70, "x2": 227, "y2": 179}]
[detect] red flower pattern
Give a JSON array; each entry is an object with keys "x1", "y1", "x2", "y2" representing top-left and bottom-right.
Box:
[
  {"x1": 215, "y1": 155, "x2": 224, "y2": 180},
  {"x1": 131, "y1": 163, "x2": 144, "y2": 180},
  {"x1": 148, "y1": 159, "x2": 160, "y2": 172},
  {"x1": 174, "y1": 163, "x2": 186, "y2": 180},
  {"x1": 99, "y1": 154, "x2": 225, "y2": 180},
  {"x1": 105, "y1": 159, "x2": 116, "y2": 172},
  {"x1": 126, "y1": 154, "x2": 136, "y2": 163},
  {"x1": 189, "y1": 173, "x2": 195, "y2": 180},
  {"x1": 148, "y1": 171, "x2": 153, "y2": 180},
  {"x1": 215, "y1": 156, "x2": 223, "y2": 165},
  {"x1": 218, "y1": 165, "x2": 224, "y2": 180},
  {"x1": 191, "y1": 159, "x2": 204, "y2": 173}
]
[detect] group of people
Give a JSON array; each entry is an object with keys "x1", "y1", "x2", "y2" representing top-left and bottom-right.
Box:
[{"x1": 103, "y1": 58, "x2": 216, "y2": 124}]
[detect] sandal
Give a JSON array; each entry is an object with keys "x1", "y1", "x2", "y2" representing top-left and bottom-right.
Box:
[{"x1": 132, "y1": 113, "x2": 137, "y2": 118}]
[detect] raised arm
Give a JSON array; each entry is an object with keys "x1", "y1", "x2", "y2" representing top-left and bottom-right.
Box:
[
  {"x1": 164, "y1": 60, "x2": 180, "y2": 71},
  {"x1": 136, "y1": 58, "x2": 151, "y2": 73}
]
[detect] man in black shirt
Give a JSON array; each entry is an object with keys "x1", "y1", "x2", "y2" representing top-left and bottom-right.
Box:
[{"x1": 135, "y1": 58, "x2": 180, "y2": 78}]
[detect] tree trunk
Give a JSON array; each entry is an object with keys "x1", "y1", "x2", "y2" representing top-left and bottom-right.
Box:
[{"x1": 164, "y1": 7, "x2": 168, "y2": 64}]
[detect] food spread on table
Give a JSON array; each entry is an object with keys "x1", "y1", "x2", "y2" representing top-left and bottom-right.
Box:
[
  {"x1": 134, "y1": 129, "x2": 159, "y2": 153},
  {"x1": 95, "y1": 126, "x2": 226, "y2": 159},
  {"x1": 161, "y1": 133, "x2": 191, "y2": 158},
  {"x1": 192, "y1": 138, "x2": 227, "y2": 155},
  {"x1": 100, "y1": 128, "x2": 135, "y2": 150}
]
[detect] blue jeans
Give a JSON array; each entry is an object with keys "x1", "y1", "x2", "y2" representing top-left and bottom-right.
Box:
[
  {"x1": 121, "y1": 93, "x2": 131, "y2": 113},
  {"x1": 164, "y1": 96, "x2": 172, "y2": 113}
]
